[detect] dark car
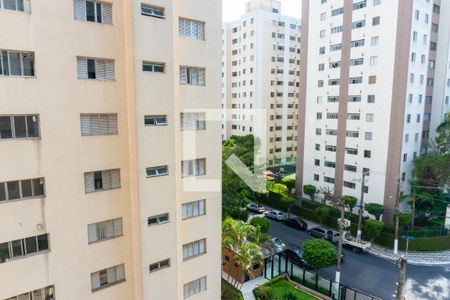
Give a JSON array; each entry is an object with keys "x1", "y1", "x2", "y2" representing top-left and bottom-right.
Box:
[
  {"x1": 284, "y1": 218, "x2": 308, "y2": 230},
  {"x1": 246, "y1": 203, "x2": 265, "y2": 214},
  {"x1": 283, "y1": 245, "x2": 311, "y2": 269},
  {"x1": 308, "y1": 226, "x2": 334, "y2": 239}
]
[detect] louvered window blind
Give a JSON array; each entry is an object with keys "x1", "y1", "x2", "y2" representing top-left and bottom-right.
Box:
[{"x1": 80, "y1": 114, "x2": 118, "y2": 136}]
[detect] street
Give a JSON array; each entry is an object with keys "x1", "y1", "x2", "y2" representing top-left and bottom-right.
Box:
[{"x1": 267, "y1": 218, "x2": 450, "y2": 300}]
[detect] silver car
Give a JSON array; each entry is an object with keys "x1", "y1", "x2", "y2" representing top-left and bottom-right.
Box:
[{"x1": 265, "y1": 210, "x2": 287, "y2": 221}]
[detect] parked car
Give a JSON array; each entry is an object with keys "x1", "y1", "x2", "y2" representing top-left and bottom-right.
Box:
[
  {"x1": 265, "y1": 210, "x2": 287, "y2": 221},
  {"x1": 246, "y1": 203, "x2": 265, "y2": 214},
  {"x1": 283, "y1": 245, "x2": 310, "y2": 268},
  {"x1": 284, "y1": 218, "x2": 308, "y2": 230},
  {"x1": 307, "y1": 226, "x2": 334, "y2": 239},
  {"x1": 271, "y1": 237, "x2": 286, "y2": 250}
]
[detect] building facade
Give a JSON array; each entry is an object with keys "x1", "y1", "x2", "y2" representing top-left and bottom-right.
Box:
[
  {"x1": 222, "y1": 0, "x2": 301, "y2": 167},
  {"x1": 296, "y1": 0, "x2": 450, "y2": 220},
  {"x1": 0, "y1": 0, "x2": 221, "y2": 299}
]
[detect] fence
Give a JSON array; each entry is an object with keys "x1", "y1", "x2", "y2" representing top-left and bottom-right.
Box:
[{"x1": 263, "y1": 251, "x2": 380, "y2": 300}]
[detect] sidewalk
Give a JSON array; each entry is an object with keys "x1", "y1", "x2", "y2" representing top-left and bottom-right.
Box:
[
  {"x1": 366, "y1": 244, "x2": 450, "y2": 266},
  {"x1": 240, "y1": 276, "x2": 268, "y2": 300}
]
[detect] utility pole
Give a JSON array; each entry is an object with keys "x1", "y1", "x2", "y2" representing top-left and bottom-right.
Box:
[
  {"x1": 335, "y1": 198, "x2": 346, "y2": 289},
  {"x1": 394, "y1": 177, "x2": 401, "y2": 254},
  {"x1": 395, "y1": 255, "x2": 407, "y2": 300},
  {"x1": 357, "y1": 170, "x2": 368, "y2": 241}
]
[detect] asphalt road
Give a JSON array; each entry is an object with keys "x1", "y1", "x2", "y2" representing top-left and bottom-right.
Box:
[{"x1": 266, "y1": 217, "x2": 450, "y2": 300}]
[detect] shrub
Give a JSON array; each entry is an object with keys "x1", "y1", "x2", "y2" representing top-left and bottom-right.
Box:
[
  {"x1": 302, "y1": 239, "x2": 336, "y2": 271},
  {"x1": 398, "y1": 213, "x2": 412, "y2": 226},
  {"x1": 303, "y1": 185, "x2": 317, "y2": 200},
  {"x1": 250, "y1": 217, "x2": 271, "y2": 234},
  {"x1": 282, "y1": 178, "x2": 296, "y2": 194},
  {"x1": 342, "y1": 195, "x2": 357, "y2": 213},
  {"x1": 315, "y1": 206, "x2": 332, "y2": 224},
  {"x1": 224, "y1": 207, "x2": 249, "y2": 222},
  {"x1": 365, "y1": 203, "x2": 384, "y2": 221},
  {"x1": 363, "y1": 219, "x2": 384, "y2": 242}
]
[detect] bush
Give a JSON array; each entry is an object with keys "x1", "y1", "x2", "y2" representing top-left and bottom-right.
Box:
[
  {"x1": 302, "y1": 239, "x2": 336, "y2": 270},
  {"x1": 399, "y1": 213, "x2": 412, "y2": 226},
  {"x1": 282, "y1": 178, "x2": 296, "y2": 194},
  {"x1": 250, "y1": 217, "x2": 271, "y2": 233},
  {"x1": 315, "y1": 206, "x2": 332, "y2": 224},
  {"x1": 221, "y1": 279, "x2": 244, "y2": 300},
  {"x1": 224, "y1": 207, "x2": 249, "y2": 222},
  {"x1": 303, "y1": 185, "x2": 316, "y2": 200},
  {"x1": 363, "y1": 219, "x2": 384, "y2": 242},
  {"x1": 365, "y1": 203, "x2": 384, "y2": 221},
  {"x1": 259, "y1": 191, "x2": 295, "y2": 212}
]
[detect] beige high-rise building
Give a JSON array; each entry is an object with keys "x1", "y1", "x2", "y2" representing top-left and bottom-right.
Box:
[
  {"x1": 222, "y1": 0, "x2": 301, "y2": 168},
  {"x1": 0, "y1": 0, "x2": 221, "y2": 299}
]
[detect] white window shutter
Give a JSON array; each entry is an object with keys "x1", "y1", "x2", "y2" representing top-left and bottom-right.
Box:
[
  {"x1": 77, "y1": 57, "x2": 88, "y2": 79},
  {"x1": 198, "y1": 22, "x2": 205, "y2": 40},
  {"x1": 102, "y1": 170, "x2": 112, "y2": 190},
  {"x1": 180, "y1": 67, "x2": 187, "y2": 85},
  {"x1": 104, "y1": 220, "x2": 114, "y2": 238},
  {"x1": 116, "y1": 264, "x2": 125, "y2": 281},
  {"x1": 113, "y1": 218, "x2": 123, "y2": 236},
  {"x1": 111, "y1": 169, "x2": 120, "y2": 188},
  {"x1": 84, "y1": 172, "x2": 95, "y2": 193},
  {"x1": 99, "y1": 114, "x2": 108, "y2": 134},
  {"x1": 91, "y1": 115, "x2": 101, "y2": 135},
  {"x1": 23, "y1": 0, "x2": 31, "y2": 13},
  {"x1": 108, "y1": 114, "x2": 118, "y2": 134},
  {"x1": 96, "y1": 59, "x2": 106, "y2": 80},
  {"x1": 198, "y1": 159, "x2": 205, "y2": 175},
  {"x1": 179, "y1": 18, "x2": 185, "y2": 36},
  {"x1": 191, "y1": 68, "x2": 199, "y2": 85},
  {"x1": 198, "y1": 69, "x2": 205, "y2": 85},
  {"x1": 88, "y1": 224, "x2": 98, "y2": 243},
  {"x1": 199, "y1": 240, "x2": 205, "y2": 253},
  {"x1": 106, "y1": 266, "x2": 116, "y2": 283},
  {"x1": 105, "y1": 60, "x2": 115, "y2": 80},
  {"x1": 102, "y1": 3, "x2": 113, "y2": 24},
  {"x1": 73, "y1": 0, "x2": 86, "y2": 21},
  {"x1": 199, "y1": 200, "x2": 205, "y2": 215},
  {"x1": 80, "y1": 115, "x2": 91, "y2": 136},
  {"x1": 91, "y1": 273, "x2": 100, "y2": 290}
]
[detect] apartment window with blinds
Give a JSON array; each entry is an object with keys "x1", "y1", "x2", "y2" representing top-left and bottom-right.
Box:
[
  {"x1": 4, "y1": 285, "x2": 55, "y2": 300},
  {"x1": 91, "y1": 264, "x2": 125, "y2": 292},
  {"x1": 182, "y1": 159, "x2": 206, "y2": 177},
  {"x1": 0, "y1": 50, "x2": 34, "y2": 77},
  {"x1": 0, "y1": 234, "x2": 49, "y2": 264},
  {"x1": 84, "y1": 169, "x2": 120, "y2": 193},
  {"x1": 80, "y1": 114, "x2": 118, "y2": 136},
  {"x1": 179, "y1": 18, "x2": 205, "y2": 40},
  {"x1": 141, "y1": 3, "x2": 164, "y2": 18},
  {"x1": 183, "y1": 239, "x2": 206, "y2": 260},
  {"x1": 0, "y1": 115, "x2": 39, "y2": 140},
  {"x1": 145, "y1": 115, "x2": 167, "y2": 126},
  {"x1": 0, "y1": 178, "x2": 45, "y2": 203},
  {"x1": 182, "y1": 199, "x2": 206, "y2": 220},
  {"x1": 0, "y1": 0, "x2": 30, "y2": 12},
  {"x1": 180, "y1": 66, "x2": 205, "y2": 86},
  {"x1": 181, "y1": 113, "x2": 206, "y2": 131},
  {"x1": 148, "y1": 213, "x2": 169, "y2": 226},
  {"x1": 143, "y1": 61, "x2": 165, "y2": 73},
  {"x1": 149, "y1": 259, "x2": 170, "y2": 273},
  {"x1": 73, "y1": 0, "x2": 113, "y2": 24},
  {"x1": 77, "y1": 57, "x2": 115, "y2": 80},
  {"x1": 146, "y1": 166, "x2": 168, "y2": 177},
  {"x1": 88, "y1": 218, "x2": 123, "y2": 243},
  {"x1": 184, "y1": 276, "x2": 206, "y2": 298}
]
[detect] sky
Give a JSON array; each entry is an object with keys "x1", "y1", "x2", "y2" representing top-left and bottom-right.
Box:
[{"x1": 222, "y1": 0, "x2": 302, "y2": 22}]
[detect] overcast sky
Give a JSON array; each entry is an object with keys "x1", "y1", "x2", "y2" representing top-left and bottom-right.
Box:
[{"x1": 222, "y1": 0, "x2": 302, "y2": 22}]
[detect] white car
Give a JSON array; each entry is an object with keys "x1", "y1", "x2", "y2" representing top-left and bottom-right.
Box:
[
  {"x1": 271, "y1": 237, "x2": 286, "y2": 250},
  {"x1": 265, "y1": 210, "x2": 287, "y2": 221}
]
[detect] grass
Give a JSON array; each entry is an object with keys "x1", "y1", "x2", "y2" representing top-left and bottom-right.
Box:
[
  {"x1": 255, "y1": 278, "x2": 319, "y2": 300},
  {"x1": 221, "y1": 279, "x2": 244, "y2": 300}
]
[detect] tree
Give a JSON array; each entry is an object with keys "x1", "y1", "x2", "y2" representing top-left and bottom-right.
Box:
[
  {"x1": 282, "y1": 177, "x2": 296, "y2": 194},
  {"x1": 250, "y1": 217, "x2": 271, "y2": 234},
  {"x1": 363, "y1": 219, "x2": 384, "y2": 242},
  {"x1": 315, "y1": 206, "x2": 332, "y2": 224},
  {"x1": 302, "y1": 240, "x2": 336, "y2": 275},
  {"x1": 434, "y1": 112, "x2": 450, "y2": 154},
  {"x1": 342, "y1": 195, "x2": 357, "y2": 215},
  {"x1": 398, "y1": 213, "x2": 412, "y2": 227},
  {"x1": 365, "y1": 203, "x2": 384, "y2": 221},
  {"x1": 222, "y1": 217, "x2": 255, "y2": 252},
  {"x1": 303, "y1": 184, "x2": 317, "y2": 201},
  {"x1": 233, "y1": 243, "x2": 263, "y2": 288}
]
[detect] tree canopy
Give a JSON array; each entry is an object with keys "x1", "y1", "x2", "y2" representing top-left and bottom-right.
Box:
[
  {"x1": 365, "y1": 203, "x2": 384, "y2": 221},
  {"x1": 302, "y1": 239, "x2": 336, "y2": 271}
]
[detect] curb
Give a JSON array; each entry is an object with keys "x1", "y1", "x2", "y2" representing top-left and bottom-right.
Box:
[{"x1": 366, "y1": 248, "x2": 450, "y2": 266}]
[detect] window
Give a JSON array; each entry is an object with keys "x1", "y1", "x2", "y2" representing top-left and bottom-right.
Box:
[
  {"x1": 74, "y1": 0, "x2": 113, "y2": 24},
  {"x1": 353, "y1": 0, "x2": 367, "y2": 10},
  {"x1": 330, "y1": 43, "x2": 342, "y2": 52},
  {"x1": 148, "y1": 213, "x2": 169, "y2": 226},
  {"x1": 140, "y1": 3, "x2": 164, "y2": 18},
  {"x1": 364, "y1": 150, "x2": 371, "y2": 158},
  {"x1": 145, "y1": 115, "x2": 167, "y2": 126},
  {"x1": 431, "y1": 23, "x2": 438, "y2": 33},
  {"x1": 331, "y1": 25, "x2": 343, "y2": 34},
  {"x1": 80, "y1": 114, "x2": 118, "y2": 136},
  {"x1": 430, "y1": 42, "x2": 437, "y2": 51},
  {"x1": 180, "y1": 66, "x2": 205, "y2": 85},
  {"x1": 181, "y1": 113, "x2": 205, "y2": 131},
  {"x1": 142, "y1": 61, "x2": 165, "y2": 73},
  {"x1": 351, "y1": 39, "x2": 365, "y2": 48},
  {"x1": 320, "y1": 12, "x2": 326, "y2": 21},
  {"x1": 352, "y1": 20, "x2": 366, "y2": 29},
  {"x1": 348, "y1": 95, "x2": 361, "y2": 102},
  {"x1": 88, "y1": 218, "x2": 123, "y2": 243},
  {"x1": 0, "y1": 178, "x2": 44, "y2": 203},
  {"x1": 366, "y1": 113, "x2": 374, "y2": 122},
  {"x1": 184, "y1": 276, "x2": 206, "y2": 298},
  {"x1": 325, "y1": 145, "x2": 336, "y2": 152},
  {"x1": 84, "y1": 169, "x2": 120, "y2": 193},
  {"x1": 346, "y1": 131, "x2": 359, "y2": 138},
  {"x1": 0, "y1": 0, "x2": 30, "y2": 12},
  {"x1": 182, "y1": 199, "x2": 206, "y2": 220},
  {"x1": 314, "y1": 174, "x2": 319, "y2": 181},
  {"x1": 324, "y1": 161, "x2": 336, "y2": 168},
  {"x1": 0, "y1": 115, "x2": 39, "y2": 140},
  {"x1": 324, "y1": 177, "x2": 334, "y2": 184},
  {"x1": 373, "y1": 0, "x2": 381, "y2": 6},
  {"x1": 149, "y1": 259, "x2": 170, "y2": 273},
  {"x1": 183, "y1": 239, "x2": 206, "y2": 260},
  {"x1": 344, "y1": 181, "x2": 356, "y2": 189},
  {"x1": 179, "y1": 18, "x2": 205, "y2": 40},
  {"x1": 370, "y1": 56, "x2": 378, "y2": 65},
  {"x1": 371, "y1": 36, "x2": 379, "y2": 46},
  {"x1": 77, "y1": 57, "x2": 115, "y2": 80},
  {"x1": 346, "y1": 148, "x2": 358, "y2": 155},
  {"x1": 345, "y1": 165, "x2": 357, "y2": 172},
  {"x1": 146, "y1": 166, "x2": 169, "y2": 177},
  {"x1": 4, "y1": 286, "x2": 55, "y2": 300},
  {"x1": 433, "y1": 4, "x2": 440, "y2": 14},
  {"x1": 349, "y1": 77, "x2": 362, "y2": 84},
  {"x1": 365, "y1": 132, "x2": 373, "y2": 140},
  {"x1": 0, "y1": 50, "x2": 34, "y2": 77},
  {"x1": 91, "y1": 264, "x2": 125, "y2": 292},
  {"x1": 347, "y1": 113, "x2": 360, "y2": 120},
  {"x1": 372, "y1": 16, "x2": 380, "y2": 26},
  {"x1": 0, "y1": 234, "x2": 49, "y2": 264},
  {"x1": 182, "y1": 159, "x2": 206, "y2": 177},
  {"x1": 331, "y1": 7, "x2": 343, "y2": 16},
  {"x1": 368, "y1": 75, "x2": 377, "y2": 84}
]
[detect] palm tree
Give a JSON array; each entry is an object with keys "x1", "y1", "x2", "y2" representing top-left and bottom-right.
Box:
[
  {"x1": 222, "y1": 217, "x2": 255, "y2": 251},
  {"x1": 233, "y1": 242, "x2": 264, "y2": 289}
]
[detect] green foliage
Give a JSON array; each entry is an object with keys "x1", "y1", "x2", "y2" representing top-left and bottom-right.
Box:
[
  {"x1": 342, "y1": 195, "x2": 357, "y2": 213},
  {"x1": 259, "y1": 190, "x2": 296, "y2": 212},
  {"x1": 223, "y1": 207, "x2": 249, "y2": 222},
  {"x1": 302, "y1": 239, "x2": 336, "y2": 271},
  {"x1": 365, "y1": 203, "x2": 384, "y2": 221},
  {"x1": 282, "y1": 177, "x2": 296, "y2": 194},
  {"x1": 221, "y1": 279, "x2": 244, "y2": 300},
  {"x1": 254, "y1": 278, "x2": 317, "y2": 300},
  {"x1": 434, "y1": 113, "x2": 450, "y2": 154},
  {"x1": 256, "y1": 285, "x2": 271, "y2": 300},
  {"x1": 398, "y1": 213, "x2": 412, "y2": 226},
  {"x1": 314, "y1": 206, "x2": 332, "y2": 224},
  {"x1": 250, "y1": 217, "x2": 271, "y2": 234},
  {"x1": 363, "y1": 219, "x2": 384, "y2": 242},
  {"x1": 303, "y1": 185, "x2": 317, "y2": 200}
]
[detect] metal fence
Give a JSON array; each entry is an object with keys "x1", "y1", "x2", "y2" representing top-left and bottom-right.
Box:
[{"x1": 263, "y1": 252, "x2": 380, "y2": 300}]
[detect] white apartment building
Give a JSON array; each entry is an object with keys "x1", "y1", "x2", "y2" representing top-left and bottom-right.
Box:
[
  {"x1": 0, "y1": 1, "x2": 221, "y2": 299},
  {"x1": 296, "y1": 0, "x2": 450, "y2": 221},
  {"x1": 222, "y1": 0, "x2": 301, "y2": 167}
]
